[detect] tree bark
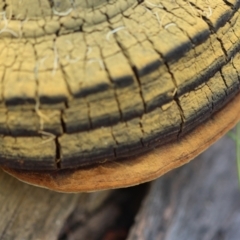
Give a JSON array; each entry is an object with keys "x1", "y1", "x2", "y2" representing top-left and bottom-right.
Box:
[
  {"x1": 127, "y1": 136, "x2": 240, "y2": 240},
  {"x1": 0, "y1": 135, "x2": 239, "y2": 240},
  {"x1": 0, "y1": 170, "x2": 112, "y2": 240}
]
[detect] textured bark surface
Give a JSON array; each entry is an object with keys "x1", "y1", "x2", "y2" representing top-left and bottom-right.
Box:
[
  {"x1": 0, "y1": 134, "x2": 239, "y2": 239},
  {"x1": 127, "y1": 135, "x2": 240, "y2": 240},
  {"x1": 0, "y1": 169, "x2": 112, "y2": 240}
]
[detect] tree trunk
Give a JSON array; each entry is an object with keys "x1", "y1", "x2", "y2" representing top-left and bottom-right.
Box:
[
  {"x1": 127, "y1": 136, "x2": 240, "y2": 240},
  {"x1": 0, "y1": 170, "x2": 112, "y2": 240},
  {"x1": 0, "y1": 135, "x2": 239, "y2": 240}
]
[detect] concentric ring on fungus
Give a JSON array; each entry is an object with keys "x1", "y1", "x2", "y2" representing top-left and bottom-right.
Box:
[{"x1": 0, "y1": 0, "x2": 240, "y2": 192}]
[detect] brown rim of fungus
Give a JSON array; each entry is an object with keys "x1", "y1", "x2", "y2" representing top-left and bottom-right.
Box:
[
  {"x1": 1, "y1": 0, "x2": 240, "y2": 192},
  {"x1": 3, "y1": 92, "x2": 240, "y2": 192}
]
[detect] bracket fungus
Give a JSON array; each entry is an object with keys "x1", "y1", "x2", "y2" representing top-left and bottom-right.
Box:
[{"x1": 0, "y1": 0, "x2": 240, "y2": 192}]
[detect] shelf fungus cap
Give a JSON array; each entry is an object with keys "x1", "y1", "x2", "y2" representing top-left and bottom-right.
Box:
[{"x1": 1, "y1": 0, "x2": 240, "y2": 192}]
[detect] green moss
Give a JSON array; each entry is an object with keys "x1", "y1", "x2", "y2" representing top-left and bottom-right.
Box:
[{"x1": 228, "y1": 123, "x2": 240, "y2": 186}]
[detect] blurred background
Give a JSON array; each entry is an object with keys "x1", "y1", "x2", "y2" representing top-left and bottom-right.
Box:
[
  {"x1": 59, "y1": 133, "x2": 240, "y2": 240},
  {"x1": 0, "y1": 132, "x2": 239, "y2": 240}
]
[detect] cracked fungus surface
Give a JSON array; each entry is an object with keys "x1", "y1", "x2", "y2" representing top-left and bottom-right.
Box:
[{"x1": 0, "y1": 0, "x2": 239, "y2": 171}]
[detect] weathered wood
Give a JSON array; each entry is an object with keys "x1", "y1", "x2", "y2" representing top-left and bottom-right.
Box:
[
  {"x1": 0, "y1": 132, "x2": 239, "y2": 240},
  {"x1": 59, "y1": 185, "x2": 149, "y2": 240},
  {"x1": 0, "y1": 170, "x2": 112, "y2": 240},
  {"x1": 127, "y1": 135, "x2": 240, "y2": 240}
]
